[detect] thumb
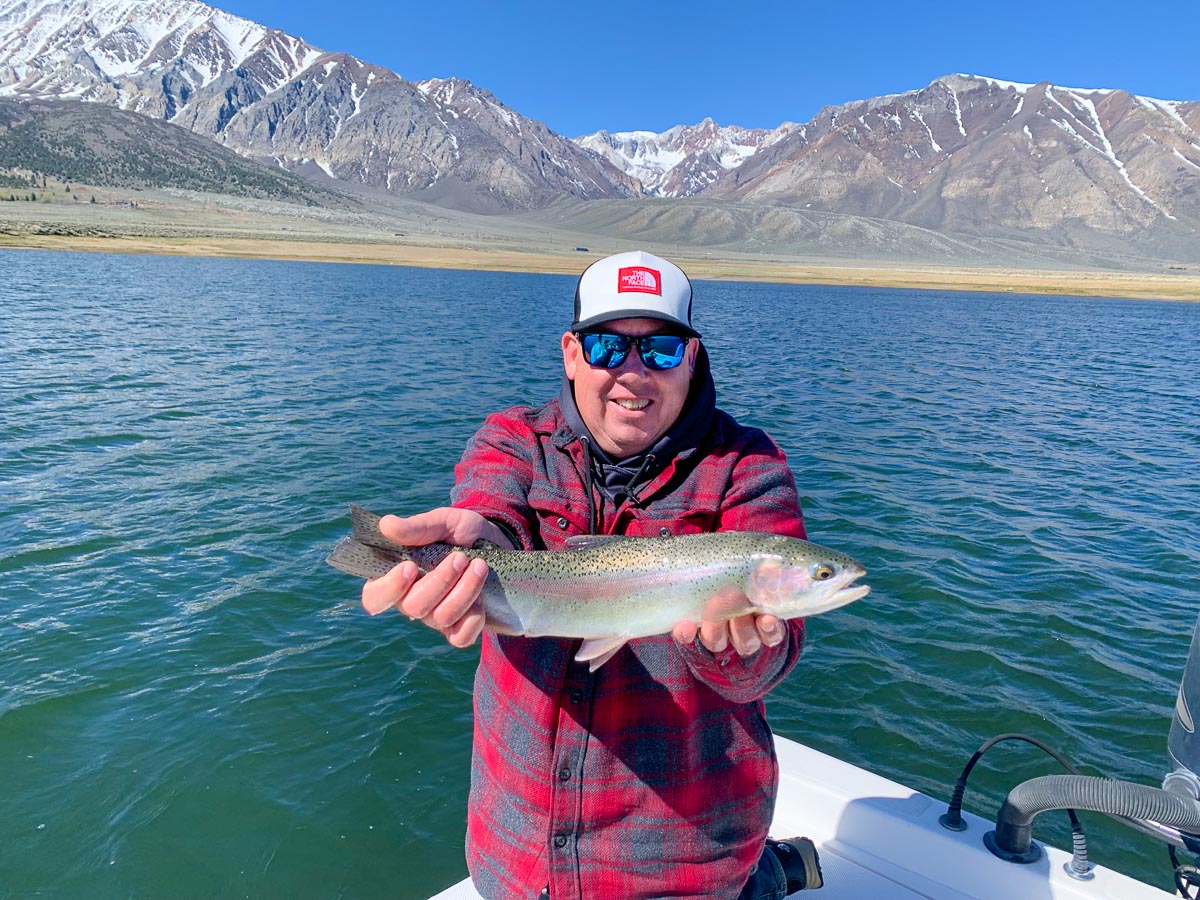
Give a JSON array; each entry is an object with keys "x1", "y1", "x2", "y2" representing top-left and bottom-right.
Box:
[{"x1": 379, "y1": 507, "x2": 481, "y2": 548}]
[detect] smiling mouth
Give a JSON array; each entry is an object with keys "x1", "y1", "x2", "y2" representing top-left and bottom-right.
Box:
[{"x1": 613, "y1": 398, "x2": 650, "y2": 411}]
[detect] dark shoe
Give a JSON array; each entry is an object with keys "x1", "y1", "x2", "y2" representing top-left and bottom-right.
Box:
[{"x1": 768, "y1": 836, "x2": 824, "y2": 892}]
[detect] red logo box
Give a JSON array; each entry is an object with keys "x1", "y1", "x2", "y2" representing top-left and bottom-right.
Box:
[{"x1": 617, "y1": 266, "x2": 662, "y2": 295}]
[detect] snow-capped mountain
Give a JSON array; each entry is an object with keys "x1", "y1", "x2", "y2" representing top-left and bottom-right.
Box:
[
  {"x1": 0, "y1": 0, "x2": 1197, "y2": 250},
  {"x1": 574, "y1": 118, "x2": 801, "y2": 197},
  {"x1": 0, "y1": 0, "x2": 322, "y2": 116},
  {"x1": 704, "y1": 74, "x2": 1200, "y2": 240},
  {"x1": 0, "y1": 0, "x2": 638, "y2": 208}
]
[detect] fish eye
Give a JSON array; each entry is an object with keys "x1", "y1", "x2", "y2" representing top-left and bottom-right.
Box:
[{"x1": 812, "y1": 563, "x2": 836, "y2": 581}]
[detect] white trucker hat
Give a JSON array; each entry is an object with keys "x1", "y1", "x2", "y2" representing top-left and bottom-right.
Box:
[{"x1": 571, "y1": 250, "x2": 700, "y2": 337}]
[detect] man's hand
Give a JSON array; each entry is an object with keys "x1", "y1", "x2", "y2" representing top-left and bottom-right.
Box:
[
  {"x1": 360, "y1": 507, "x2": 514, "y2": 648},
  {"x1": 671, "y1": 586, "x2": 786, "y2": 657}
]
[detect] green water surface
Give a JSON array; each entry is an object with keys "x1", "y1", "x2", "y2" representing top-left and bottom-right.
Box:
[{"x1": 2, "y1": 250, "x2": 1198, "y2": 897}]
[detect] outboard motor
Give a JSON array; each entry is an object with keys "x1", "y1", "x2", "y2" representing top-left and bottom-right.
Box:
[{"x1": 1165, "y1": 615, "x2": 1200, "y2": 803}]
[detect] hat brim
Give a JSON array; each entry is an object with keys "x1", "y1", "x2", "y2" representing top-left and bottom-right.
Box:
[{"x1": 572, "y1": 309, "x2": 701, "y2": 338}]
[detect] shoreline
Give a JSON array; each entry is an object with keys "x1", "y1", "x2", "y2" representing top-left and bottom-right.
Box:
[{"x1": 3, "y1": 232, "x2": 1199, "y2": 302}]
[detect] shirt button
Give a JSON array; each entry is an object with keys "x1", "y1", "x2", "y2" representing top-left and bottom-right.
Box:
[
  {"x1": 557, "y1": 517, "x2": 568, "y2": 529},
  {"x1": 553, "y1": 834, "x2": 568, "y2": 848},
  {"x1": 659, "y1": 526, "x2": 671, "y2": 537},
  {"x1": 558, "y1": 767, "x2": 571, "y2": 781},
  {"x1": 569, "y1": 690, "x2": 583, "y2": 704}
]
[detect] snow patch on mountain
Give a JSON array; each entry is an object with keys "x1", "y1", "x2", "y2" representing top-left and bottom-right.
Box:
[
  {"x1": 0, "y1": 0, "x2": 325, "y2": 99},
  {"x1": 573, "y1": 118, "x2": 800, "y2": 196}
]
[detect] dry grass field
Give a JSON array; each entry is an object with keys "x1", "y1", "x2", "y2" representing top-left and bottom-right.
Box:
[{"x1": 2, "y1": 187, "x2": 1197, "y2": 302}]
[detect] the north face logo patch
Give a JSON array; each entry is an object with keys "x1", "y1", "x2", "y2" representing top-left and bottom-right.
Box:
[{"x1": 617, "y1": 266, "x2": 661, "y2": 295}]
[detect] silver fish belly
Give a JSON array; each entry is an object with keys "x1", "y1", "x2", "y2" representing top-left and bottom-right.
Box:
[{"x1": 327, "y1": 505, "x2": 869, "y2": 670}]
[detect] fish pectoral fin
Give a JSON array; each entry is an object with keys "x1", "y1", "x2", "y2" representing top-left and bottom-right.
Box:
[
  {"x1": 563, "y1": 534, "x2": 633, "y2": 550},
  {"x1": 575, "y1": 636, "x2": 629, "y2": 672}
]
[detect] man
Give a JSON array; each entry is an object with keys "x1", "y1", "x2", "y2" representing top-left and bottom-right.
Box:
[{"x1": 363, "y1": 251, "x2": 819, "y2": 899}]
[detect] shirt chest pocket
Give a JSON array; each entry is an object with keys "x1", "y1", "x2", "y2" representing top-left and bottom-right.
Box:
[
  {"x1": 529, "y1": 492, "x2": 590, "y2": 548},
  {"x1": 623, "y1": 504, "x2": 718, "y2": 538}
]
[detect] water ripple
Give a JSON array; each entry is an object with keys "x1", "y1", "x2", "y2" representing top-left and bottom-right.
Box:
[{"x1": 2, "y1": 253, "x2": 1197, "y2": 894}]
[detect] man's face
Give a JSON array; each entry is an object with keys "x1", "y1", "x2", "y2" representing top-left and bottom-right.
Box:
[{"x1": 562, "y1": 317, "x2": 699, "y2": 458}]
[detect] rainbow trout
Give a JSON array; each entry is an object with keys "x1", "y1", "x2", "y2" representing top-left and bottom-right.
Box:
[{"x1": 327, "y1": 505, "x2": 869, "y2": 670}]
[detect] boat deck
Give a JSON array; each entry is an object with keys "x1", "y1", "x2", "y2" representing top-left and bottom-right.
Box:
[{"x1": 431, "y1": 736, "x2": 1173, "y2": 899}]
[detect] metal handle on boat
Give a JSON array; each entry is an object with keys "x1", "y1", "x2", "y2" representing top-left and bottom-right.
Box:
[{"x1": 985, "y1": 774, "x2": 1200, "y2": 862}]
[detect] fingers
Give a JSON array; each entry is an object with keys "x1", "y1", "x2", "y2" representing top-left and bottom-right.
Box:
[
  {"x1": 362, "y1": 560, "x2": 418, "y2": 615},
  {"x1": 697, "y1": 619, "x2": 730, "y2": 654},
  {"x1": 360, "y1": 550, "x2": 490, "y2": 649},
  {"x1": 727, "y1": 615, "x2": 761, "y2": 657},
  {"x1": 443, "y1": 602, "x2": 486, "y2": 648},
  {"x1": 364, "y1": 506, "x2": 500, "y2": 650},
  {"x1": 697, "y1": 617, "x2": 760, "y2": 655},
  {"x1": 418, "y1": 557, "x2": 488, "y2": 629},
  {"x1": 672, "y1": 620, "x2": 699, "y2": 645},
  {"x1": 720, "y1": 614, "x2": 787, "y2": 656},
  {"x1": 398, "y1": 552, "x2": 465, "y2": 618},
  {"x1": 695, "y1": 615, "x2": 770, "y2": 657},
  {"x1": 685, "y1": 604, "x2": 788, "y2": 658},
  {"x1": 757, "y1": 615, "x2": 785, "y2": 648},
  {"x1": 692, "y1": 586, "x2": 752, "y2": 656}
]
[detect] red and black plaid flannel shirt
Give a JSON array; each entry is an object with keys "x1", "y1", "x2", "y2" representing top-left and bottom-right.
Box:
[{"x1": 450, "y1": 398, "x2": 807, "y2": 900}]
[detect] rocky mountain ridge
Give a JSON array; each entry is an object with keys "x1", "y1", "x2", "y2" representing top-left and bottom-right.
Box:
[
  {"x1": 0, "y1": 0, "x2": 637, "y2": 209},
  {"x1": 702, "y1": 75, "x2": 1200, "y2": 243},
  {"x1": 1, "y1": 0, "x2": 1197, "y2": 261},
  {"x1": 0, "y1": 94, "x2": 339, "y2": 201}
]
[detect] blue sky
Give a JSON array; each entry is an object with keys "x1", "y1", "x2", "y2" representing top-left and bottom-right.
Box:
[{"x1": 221, "y1": 0, "x2": 1198, "y2": 137}]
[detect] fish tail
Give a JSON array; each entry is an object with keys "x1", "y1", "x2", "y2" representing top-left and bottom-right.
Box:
[
  {"x1": 350, "y1": 504, "x2": 399, "y2": 551},
  {"x1": 326, "y1": 536, "x2": 413, "y2": 580},
  {"x1": 330, "y1": 505, "x2": 454, "y2": 579}
]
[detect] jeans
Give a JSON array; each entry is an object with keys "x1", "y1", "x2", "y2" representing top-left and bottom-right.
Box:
[
  {"x1": 738, "y1": 842, "x2": 788, "y2": 900},
  {"x1": 532, "y1": 842, "x2": 789, "y2": 900}
]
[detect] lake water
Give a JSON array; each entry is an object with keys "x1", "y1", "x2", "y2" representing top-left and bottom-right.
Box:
[{"x1": 2, "y1": 249, "x2": 1198, "y2": 896}]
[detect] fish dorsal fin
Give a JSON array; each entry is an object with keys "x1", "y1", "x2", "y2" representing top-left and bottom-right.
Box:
[
  {"x1": 564, "y1": 534, "x2": 632, "y2": 551},
  {"x1": 471, "y1": 538, "x2": 504, "y2": 551},
  {"x1": 575, "y1": 636, "x2": 629, "y2": 672}
]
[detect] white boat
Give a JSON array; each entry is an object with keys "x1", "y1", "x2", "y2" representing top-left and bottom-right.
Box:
[
  {"x1": 430, "y1": 733, "x2": 1173, "y2": 899},
  {"x1": 431, "y1": 617, "x2": 1200, "y2": 898}
]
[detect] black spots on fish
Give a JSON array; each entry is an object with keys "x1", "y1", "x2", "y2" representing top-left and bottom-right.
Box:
[{"x1": 410, "y1": 542, "x2": 457, "y2": 573}]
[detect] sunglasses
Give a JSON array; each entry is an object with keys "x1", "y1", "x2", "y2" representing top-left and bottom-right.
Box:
[{"x1": 577, "y1": 332, "x2": 690, "y2": 370}]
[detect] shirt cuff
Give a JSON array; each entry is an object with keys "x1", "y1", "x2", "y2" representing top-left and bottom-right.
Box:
[
  {"x1": 676, "y1": 635, "x2": 790, "y2": 699},
  {"x1": 483, "y1": 516, "x2": 523, "y2": 551}
]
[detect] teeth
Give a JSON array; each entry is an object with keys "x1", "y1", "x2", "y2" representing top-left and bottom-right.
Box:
[{"x1": 615, "y1": 399, "x2": 650, "y2": 410}]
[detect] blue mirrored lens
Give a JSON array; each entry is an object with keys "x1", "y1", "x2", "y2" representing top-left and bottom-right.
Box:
[
  {"x1": 639, "y1": 335, "x2": 686, "y2": 370},
  {"x1": 579, "y1": 333, "x2": 687, "y2": 370},
  {"x1": 581, "y1": 333, "x2": 630, "y2": 368}
]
